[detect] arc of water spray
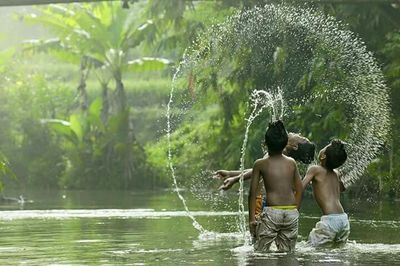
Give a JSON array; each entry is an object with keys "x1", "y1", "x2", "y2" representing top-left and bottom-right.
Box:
[
  {"x1": 166, "y1": 54, "x2": 206, "y2": 234},
  {"x1": 237, "y1": 89, "x2": 285, "y2": 243},
  {"x1": 166, "y1": 3, "x2": 390, "y2": 244},
  {"x1": 166, "y1": 57, "x2": 285, "y2": 239}
]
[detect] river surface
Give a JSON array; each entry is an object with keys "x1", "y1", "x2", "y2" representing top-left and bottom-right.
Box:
[{"x1": 0, "y1": 189, "x2": 399, "y2": 265}]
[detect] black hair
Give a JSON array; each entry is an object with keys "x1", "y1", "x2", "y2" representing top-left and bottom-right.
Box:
[
  {"x1": 286, "y1": 142, "x2": 316, "y2": 164},
  {"x1": 325, "y1": 139, "x2": 347, "y2": 170},
  {"x1": 265, "y1": 120, "x2": 288, "y2": 154}
]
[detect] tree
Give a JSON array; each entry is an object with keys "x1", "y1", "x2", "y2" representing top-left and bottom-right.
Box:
[{"x1": 22, "y1": 2, "x2": 171, "y2": 188}]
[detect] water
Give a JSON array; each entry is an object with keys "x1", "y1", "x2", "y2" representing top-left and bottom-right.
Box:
[
  {"x1": 237, "y1": 89, "x2": 285, "y2": 241},
  {"x1": 167, "y1": 52, "x2": 206, "y2": 234},
  {"x1": 166, "y1": 3, "x2": 390, "y2": 237},
  {"x1": 0, "y1": 189, "x2": 399, "y2": 265},
  {"x1": 172, "y1": 3, "x2": 390, "y2": 188}
]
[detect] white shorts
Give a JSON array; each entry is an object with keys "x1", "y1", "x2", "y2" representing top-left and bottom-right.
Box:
[{"x1": 308, "y1": 213, "x2": 350, "y2": 247}]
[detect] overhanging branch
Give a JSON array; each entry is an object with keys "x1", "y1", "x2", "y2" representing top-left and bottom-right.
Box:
[
  {"x1": 0, "y1": 0, "x2": 398, "y2": 7},
  {"x1": 0, "y1": 0, "x2": 119, "y2": 6}
]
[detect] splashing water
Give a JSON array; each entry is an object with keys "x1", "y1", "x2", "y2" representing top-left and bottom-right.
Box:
[
  {"x1": 237, "y1": 89, "x2": 284, "y2": 242},
  {"x1": 166, "y1": 3, "x2": 390, "y2": 235},
  {"x1": 166, "y1": 53, "x2": 206, "y2": 234}
]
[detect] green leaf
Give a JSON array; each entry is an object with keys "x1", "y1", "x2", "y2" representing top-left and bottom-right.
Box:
[
  {"x1": 40, "y1": 119, "x2": 77, "y2": 144},
  {"x1": 88, "y1": 98, "x2": 105, "y2": 131},
  {"x1": 69, "y1": 114, "x2": 84, "y2": 143},
  {"x1": 89, "y1": 97, "x2": 102, "y2": 118}
]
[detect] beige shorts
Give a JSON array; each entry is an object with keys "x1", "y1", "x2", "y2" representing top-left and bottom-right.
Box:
[
  {"x1": 308, "y1": 213, "x2": 350, "y2": 247},
  {"x1": 254, "y1": 207, "x2": 299, "y2": 252}
]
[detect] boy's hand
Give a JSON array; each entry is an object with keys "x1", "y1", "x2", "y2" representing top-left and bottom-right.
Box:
[
  {"x1": 212, "y1": 170, "x2": 229, "y2": 180},
  {"x1": 218, "y1": 177, "x2": 236, "y2": 190}
]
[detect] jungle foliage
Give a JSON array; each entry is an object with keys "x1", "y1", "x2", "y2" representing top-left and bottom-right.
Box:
[{"x1": 0, "y1": 0, "x2": 398, "y2": 197}]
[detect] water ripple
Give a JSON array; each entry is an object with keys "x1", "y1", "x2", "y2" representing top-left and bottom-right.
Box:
[{"x1": 0, "y1": 209, "x2": 239, "y2": 220}]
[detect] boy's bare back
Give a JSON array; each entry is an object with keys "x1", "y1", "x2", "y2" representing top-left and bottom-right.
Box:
[
  {"x1": 254, "y1": 154, "x2": 301, "y2": 207},
  {"x1": 303, "y1": 165, "x2": 344, "y2": 215},
  {"x1": 248, "y1": 120, "x2": 303, "y2": 252},
  {"x1": 304, "y1": 139, "x2": 349, "y2": 247}
]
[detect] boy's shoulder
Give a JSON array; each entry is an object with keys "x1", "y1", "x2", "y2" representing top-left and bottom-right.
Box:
[
  {"x1": 307, "y1": 164, "x2": 325, "y2": 174},
  {"x1": 283, "y1": 154, "x2": 296, "y2": 163},
  {"x1": 254, "y1": 156, "x2": 277, "y2": 168},
  {"x1": 254, "y1": 157, "x2": 269, "y2": 166}
]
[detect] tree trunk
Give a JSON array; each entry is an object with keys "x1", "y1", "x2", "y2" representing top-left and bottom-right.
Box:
[
  {"x1": 111, "y1": 71, "x2": 150, "y2": 188},
  {"x1": 114, "y1": 71, "x2": 126, "y2": 113},
  {"x1": 101, "y1": 83, "x2": 109, "y2": 124},
  {"x1": 77, "y1": 58, "x2": 90, "y2": 112},
  {"x1": 113, "y1": 71, "x2": 134, "y2": 187}
]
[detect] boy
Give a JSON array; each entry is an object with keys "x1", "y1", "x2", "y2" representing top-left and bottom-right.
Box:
[
  {"x1": 248, "y1": 120, "x2": 303, "y2": 252},
  {"x1": 302, "y1": 139, "x2": 349, "y2": 247},
  {"x1": 213, "y1": 132, "x2": 314, "y2": 191},
  {"x1": 214, "y1": 132, "x2": 314, "y2": 218}
]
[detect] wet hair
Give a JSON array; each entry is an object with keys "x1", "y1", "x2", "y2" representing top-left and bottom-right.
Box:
[
  {"x1": 286, "y1": 142, "x2": 316, "y2": 164},
  {"x1": 265, "y1": 120, "x2": 288, "y2": 154},
  {"x1": 325, "y1": 139, "x2": 347, "y2": 170}
]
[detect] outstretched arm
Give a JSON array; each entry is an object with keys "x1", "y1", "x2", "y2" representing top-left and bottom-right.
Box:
[
  {"x1": 213, "y1": 169, "x2": 252, "y2": 179},
  {"x1": 212, "y1": 170, "x2": 232, "y2": 179},
  {"x1": 248, "y1": 161, "x2": 261, "y2": 237},
  {"x1": 217, "y1": 169, "x2": 253, "y2": 190}
]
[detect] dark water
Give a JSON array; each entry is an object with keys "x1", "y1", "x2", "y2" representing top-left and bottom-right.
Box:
[{"x1": 0, "y1": 189, "x2": 399, "y2": 265}]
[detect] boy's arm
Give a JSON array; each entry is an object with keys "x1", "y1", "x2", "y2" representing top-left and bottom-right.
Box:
[
  {"x1": 293, "y1": 162, "x2": 303, "y2": 210},
  {"x1": 212, "y1": 170, "x2": 232, "y2": 179},
  {"x1": 213, "y1": 169, "x2": 252, "y2": 179},
  {"x1": 218, "y1": 169, "x2": 253, "y2": 190},
  {"x1": 248, "y1": 161, "x2": 261, "y2": 236},
  {"x1": 302, "y1": 165, "x2": 317, "y2": 189}
]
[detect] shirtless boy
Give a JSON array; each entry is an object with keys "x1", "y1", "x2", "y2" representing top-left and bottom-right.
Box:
[
  {"x1": 248, "y1": 120, "x2": 303, "y2": 252},
  {"x1": 213, "y1": 132, "x2": 314, "y2": 217},
  {"x1": 302, "y1": 139, "x2": 349, "y2": 247},
  {"x1": 214, "y1": 132, "x2": 314, "y2": 191}
]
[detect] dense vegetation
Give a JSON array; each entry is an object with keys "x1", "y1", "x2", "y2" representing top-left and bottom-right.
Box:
[{"x1": 0, "y1": 0, "x2": 399, "y2": 197}]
